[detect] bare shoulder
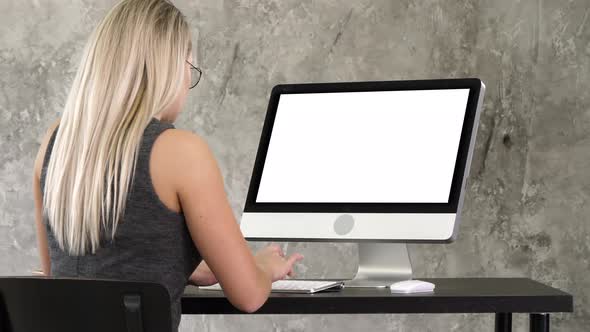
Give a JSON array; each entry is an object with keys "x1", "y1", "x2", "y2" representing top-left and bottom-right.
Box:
[
  {"x1": 152, "y1": 128, "x2": 220, "y2": 189},
  {"x1": 155, "y1": 128, "x2": 213, "y2": 160},
  {"x1": 33, "y1": 118, "x2": 61, "y2": 179}
]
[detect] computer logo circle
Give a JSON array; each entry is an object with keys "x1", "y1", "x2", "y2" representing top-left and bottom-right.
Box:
[{"x1": 333, "y1": 214, "x2": 355, "y2": 235}]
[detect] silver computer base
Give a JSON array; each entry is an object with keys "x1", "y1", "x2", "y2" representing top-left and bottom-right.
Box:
[{"x1": 344, "y1": 243, "x2": 413, "y2": 288}]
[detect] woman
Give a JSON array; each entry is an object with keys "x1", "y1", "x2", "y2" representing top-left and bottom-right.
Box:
[{"x1": 32, "y1": 0, "x2": 303, "y2": 330}]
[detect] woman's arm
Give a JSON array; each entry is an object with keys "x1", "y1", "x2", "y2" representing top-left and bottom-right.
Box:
[
  {"x1": 32, "y1": 120, "x2": 60, "y2": 276},
  {"x1": 159, "y1": 129, "x2": 275, "y2": 313},
  {"x1": 33, "y1": 168, "x2": 50, "y2": 275},
  {"x1": 189, "y1": 260, "x2": 218, "y2": 286},
  {"x1": 175, "y1": 129, "x2": 272, "y2": 312}
]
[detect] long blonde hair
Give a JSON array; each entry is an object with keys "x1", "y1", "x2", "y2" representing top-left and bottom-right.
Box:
[{"x1": 43, "y1": 0, "x2": 192, "y2": 255}]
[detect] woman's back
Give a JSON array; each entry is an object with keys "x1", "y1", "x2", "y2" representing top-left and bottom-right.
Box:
[{"x1": 39, "y1": 117, "x2": 201, "y2": 331}]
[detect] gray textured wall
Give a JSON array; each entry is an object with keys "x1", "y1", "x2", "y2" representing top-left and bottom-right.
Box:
[{"x1": 1, "y1": 0, "x2": 589, "y2": 331}]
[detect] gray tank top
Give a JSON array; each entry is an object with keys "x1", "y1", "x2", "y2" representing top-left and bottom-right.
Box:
[{"x1": 39, "y1": 117, "x2": 202, "y2": 331}]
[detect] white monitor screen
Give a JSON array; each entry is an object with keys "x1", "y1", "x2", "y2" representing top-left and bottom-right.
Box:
[{"x1": 256, "y1": 89, "x2": 470, "y2": 203}]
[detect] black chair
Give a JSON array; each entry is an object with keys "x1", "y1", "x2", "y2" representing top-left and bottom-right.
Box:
[{"x1": 0, "y1": 277, "x2": 171, "y2": 332}]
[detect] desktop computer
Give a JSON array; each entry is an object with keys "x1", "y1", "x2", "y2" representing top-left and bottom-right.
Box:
[{"x1": 240, "y1": 78, "x2": 486, "y2": 288}]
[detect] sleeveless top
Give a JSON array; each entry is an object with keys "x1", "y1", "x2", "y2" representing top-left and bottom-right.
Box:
[{"x1": 39, "y1": 117, "x2": 202, "y2": 331}]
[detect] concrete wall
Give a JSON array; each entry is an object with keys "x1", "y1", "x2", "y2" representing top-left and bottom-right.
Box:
[{"x1": 1, "y1": 0, "x2": 589, "y2": 330}]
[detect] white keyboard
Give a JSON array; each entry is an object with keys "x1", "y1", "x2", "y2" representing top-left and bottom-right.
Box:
[{"x1": 199, "y1": 280, "x2": 344, "y2": 294}]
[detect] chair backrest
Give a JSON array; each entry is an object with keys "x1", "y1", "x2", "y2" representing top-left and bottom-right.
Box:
[{"x1": 0, "y1": 277, "x2": 172, "y2": 332}]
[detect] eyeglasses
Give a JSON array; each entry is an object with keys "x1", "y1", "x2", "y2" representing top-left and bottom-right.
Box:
[{"x1": 186, "y1": 60, "x2": 202, "y2": 89}]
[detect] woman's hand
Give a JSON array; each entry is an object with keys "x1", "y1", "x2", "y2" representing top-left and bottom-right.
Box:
[
  {"x1": 32, "y1": 269, "x2": 46, "y2": 276},
  {"x1": 189, "y1": 260, "x2": 218, "y2": 286},
  {"x1": 254, "y1": 244, "x2": 304, "y2": 282}
]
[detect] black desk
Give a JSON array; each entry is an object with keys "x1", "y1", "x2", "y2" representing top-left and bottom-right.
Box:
[{"x1": 182, "y1": 278, "x2": 573, "y2": 332}]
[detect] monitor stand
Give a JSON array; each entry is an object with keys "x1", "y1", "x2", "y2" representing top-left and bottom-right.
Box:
[{"x1": 344, "y1": 243, "x2": 413, "y2": 288}]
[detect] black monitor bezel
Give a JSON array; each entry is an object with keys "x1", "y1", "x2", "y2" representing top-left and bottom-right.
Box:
[{"x1": 244, "y1": 78, "x2": 483, "y2": 213}]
